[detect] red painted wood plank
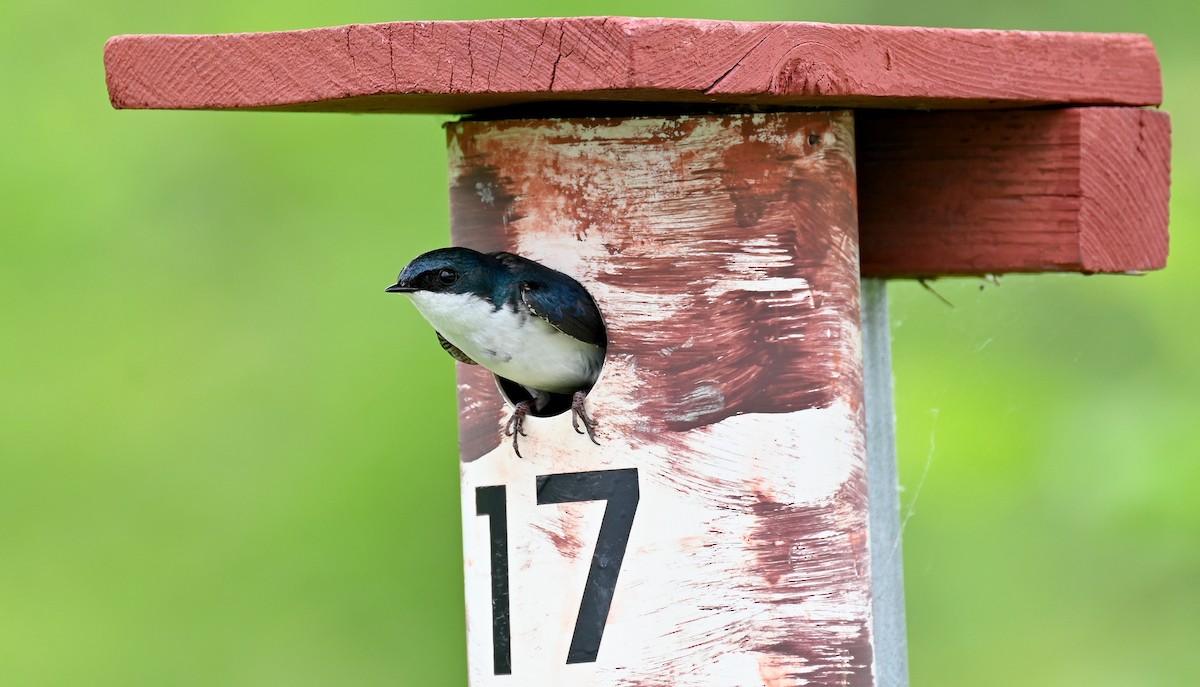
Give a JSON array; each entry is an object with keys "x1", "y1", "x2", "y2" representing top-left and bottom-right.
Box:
[
  {"x1": 103, "y1": 17, "x2": 1161, "y2": 112},
  {"x1": 857, "y1": 107, "x2": 1170, "y2": 277}
]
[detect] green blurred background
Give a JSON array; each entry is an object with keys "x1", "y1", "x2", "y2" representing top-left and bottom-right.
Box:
[{"x1": 2, "y1": 1, "x2": 1196, "y2": 685}]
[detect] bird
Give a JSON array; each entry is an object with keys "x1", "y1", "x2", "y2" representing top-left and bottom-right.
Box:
[{"x1": 386, "y1": 247, "x2": 606, "y2": 457}]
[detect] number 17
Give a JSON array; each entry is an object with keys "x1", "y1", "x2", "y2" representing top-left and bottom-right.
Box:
[{"x1": 475, "y1": 468, "x2": 640, "y2": 674}]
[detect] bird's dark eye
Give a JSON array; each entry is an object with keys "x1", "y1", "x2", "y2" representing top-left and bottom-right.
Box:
[{"x1": 437, "y1": 268, "x2": 458, "y2": 285}]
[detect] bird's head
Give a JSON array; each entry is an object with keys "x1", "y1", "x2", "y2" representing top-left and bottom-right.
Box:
[{"x1": 385, "y1": 247, "x2": 496, "y2": 300}]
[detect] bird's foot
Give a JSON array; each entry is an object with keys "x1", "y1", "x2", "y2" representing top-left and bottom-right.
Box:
[
  {"x1": 571, "y1": 391, "x2": 600, "y2": 446},
  {"x1": 504, "y1": 400, "x2": 532, "y2": 458}
]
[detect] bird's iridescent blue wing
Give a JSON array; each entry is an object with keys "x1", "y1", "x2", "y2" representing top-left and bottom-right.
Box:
[{"x1": 490, "y1": 252, "x2": 607, "y2": 348}]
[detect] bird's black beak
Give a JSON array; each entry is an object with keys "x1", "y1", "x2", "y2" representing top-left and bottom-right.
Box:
[{"x1": 385, "y1": 281, "x2": 416, "y2": 294}]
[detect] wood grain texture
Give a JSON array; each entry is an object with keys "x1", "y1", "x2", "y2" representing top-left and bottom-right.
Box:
[
  {"x1": 857, "y1": 107, "x2": 1171, "y2": 277},
  {"x1": 1078, "y1": 108, "x2": 1173, "y2": 272},
  {"x1": 103, "y1": 17, "x2": 1161, "y2": 112},
  {"x1": 448, "y1": 113, "x2": 871, "y2": 685}
]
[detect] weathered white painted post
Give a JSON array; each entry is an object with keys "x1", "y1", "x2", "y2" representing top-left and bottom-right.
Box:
[
  {"x1": 104, "y1": 16, "x2": 1171, "y2": 687},
  {"x1": 448, "y1": 113, "x2": 871, "y2": 684}
]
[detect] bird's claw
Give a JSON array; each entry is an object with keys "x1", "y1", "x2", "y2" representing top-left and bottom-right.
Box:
[
  {"x1": 571, "y1": 391, "x2": 600, "y2": 446},
  {"x1": 503, "y1": 395, "x2": 598, "y2": 459},
  {"x1": 505, "y1": 400, "x2": 531, "y2": 458}
]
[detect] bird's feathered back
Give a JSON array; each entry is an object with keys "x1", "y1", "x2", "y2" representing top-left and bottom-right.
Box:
[{"x1": 488, "y1": 252, "x2": 607, "y2": 348}]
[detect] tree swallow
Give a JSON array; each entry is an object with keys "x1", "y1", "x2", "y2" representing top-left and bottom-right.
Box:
[{"x1": 386, "y1": 247, "x2": 606, "y2": 457}]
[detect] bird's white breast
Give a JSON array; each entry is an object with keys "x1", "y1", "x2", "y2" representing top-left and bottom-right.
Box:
[{"x1": 406, "y1": 291, "x2": 603, "y2": 393}]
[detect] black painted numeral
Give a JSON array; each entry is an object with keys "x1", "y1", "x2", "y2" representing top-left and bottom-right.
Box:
[
  {"x1": 475, "y1": 469, "x2": 639, "y2": 673},
  {"x1": 475, "y1": 485, "x2": 511, "y2": 675},
  {"x1": 536, "y1": 468, "x2": 640, "y2": 664}
]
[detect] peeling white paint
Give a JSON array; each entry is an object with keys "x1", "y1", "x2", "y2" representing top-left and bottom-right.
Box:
[
  {"x1": 449, "y1": 112, "x2": 870, "y2": 686},
  {"x1": 461, "y1": 401, "x2": 868, "y2": 686}
]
